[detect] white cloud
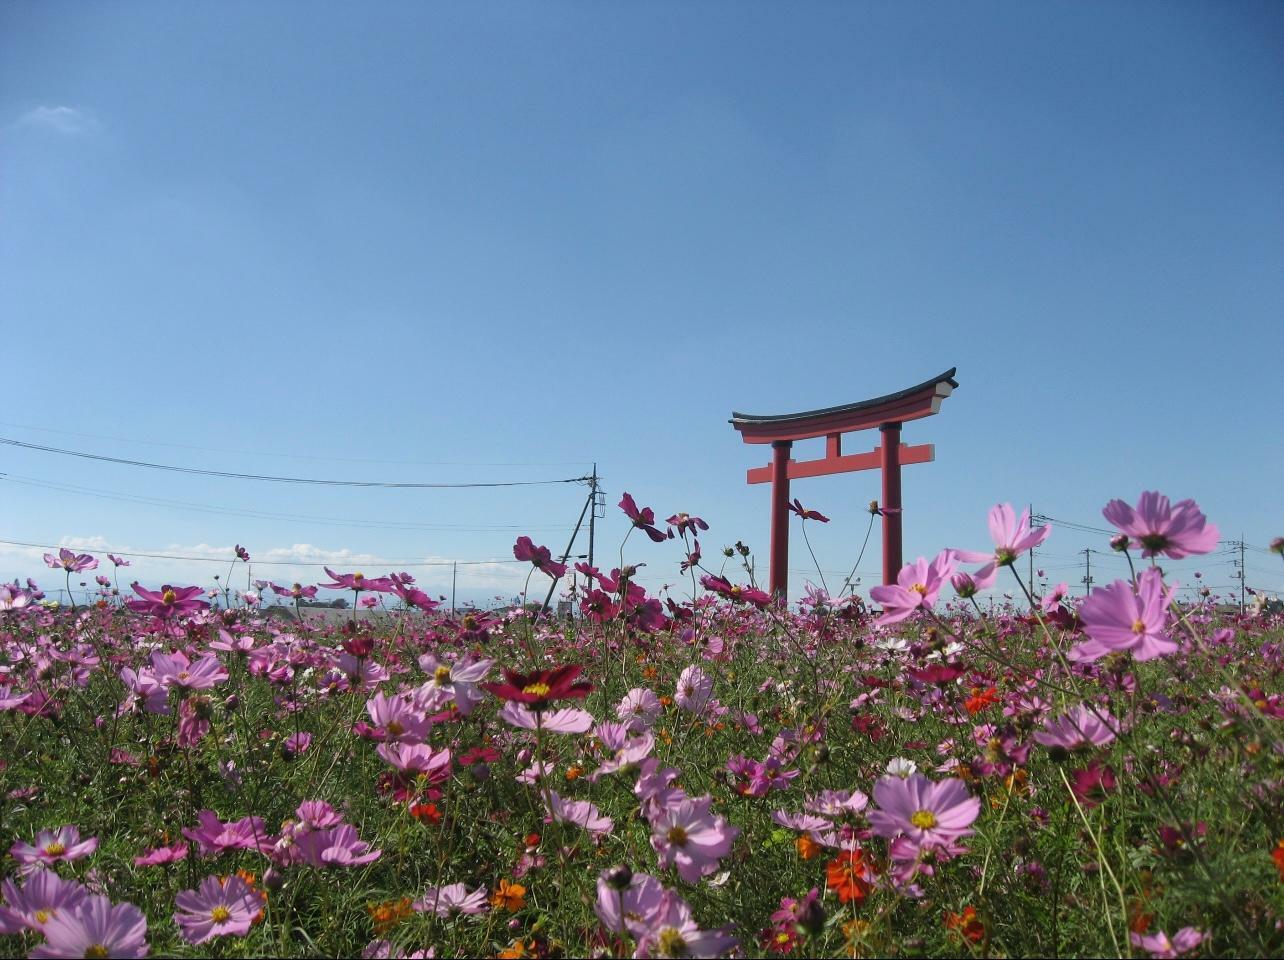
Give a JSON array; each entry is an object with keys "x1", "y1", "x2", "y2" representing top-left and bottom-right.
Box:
[{"x1": 15, "y1": 105, "x2": 100, "y2": 136}]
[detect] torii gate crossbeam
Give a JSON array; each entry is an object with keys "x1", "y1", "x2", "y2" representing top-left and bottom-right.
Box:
[{"x1": 730, "y1": 368, "x2": 958, "y2": 600}]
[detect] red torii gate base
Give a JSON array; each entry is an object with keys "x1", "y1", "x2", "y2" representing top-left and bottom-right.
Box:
[{"x1": 730, "y1": 368, "x2": 958, "y2": 599}]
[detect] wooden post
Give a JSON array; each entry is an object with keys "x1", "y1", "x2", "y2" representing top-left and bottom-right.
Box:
[
  {"x1": 880, "y1": 422, "x2": 902, "y2": 584},
  {"x1": 769, "y1": 440, "x2": 792, "y2": 598}
]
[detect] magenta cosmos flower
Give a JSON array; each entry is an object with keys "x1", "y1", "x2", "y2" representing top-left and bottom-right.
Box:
[
  {"x1": 869, "y1": 550, "x2": 957, "y2": 626},
  {"x1": 1072, "y1": 568, "x2": 1177, "y2": 663},
  {"x1": 512, "y1": 536, "x2": 567, "y2": 578},
  {"x1": 648, "y1": 793, "x2": 739, "y2": 883},
  {"x1": 787, "y1": 498, "x2": 829, "y2": 522},
  {"x1": 270, "y1": 581, "x2": 318, "y2": 600},
  {"x1": 182, "y1": 810, "x2": 274, "y2": 857},
  {"x1": 43, "y1": 548, "x2": 98, "y2": 573},
  {"x1": 294, "y1": 823, "x2": 381, "y2": 868},
  {"x1": 150, "y1": 651, "x2": 228, "y2": 691},
  {"x1": 1103, "y1": 491, "x2": 1219, "y2": 559},
  {"x1": 868, "y1": 773, "x2": 980, "y2": 850},
  {"x1": 28, "y1": 894, "x2": 148, "y2": 959},
  {"x1": 319, "y1": 568, "x2": 395, "y2": 593},
  {"x1": 10, "y1": 825, "x2": 98, "y2": 873},
  {"x1": 174, "y1": 874, "x2": 263, "y2": 945},
  {"x1": 1130, "y1": 927, "x2": 1208, "y2": 958},
  {"x1": 125, "y1": 583, "x2": 210, "y2": 619},
  {"x1": 955, "y1": 504, "x2": 1050, "y2": 578},
  {"x1": 619, "y1": 493, "x2": 671, "y2": 543}
]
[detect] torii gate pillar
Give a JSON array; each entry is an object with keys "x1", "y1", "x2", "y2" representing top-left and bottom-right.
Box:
[{"x1": 731, "y1": 369, "x2": 958, "y2": 601}]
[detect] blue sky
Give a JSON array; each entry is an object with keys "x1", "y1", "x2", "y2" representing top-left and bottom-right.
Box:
[{"x1": 2, "y1": 1, "x2": 1281, "y2": 606}]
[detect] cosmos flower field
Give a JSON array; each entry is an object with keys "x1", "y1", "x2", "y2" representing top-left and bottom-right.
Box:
[{"x1": 1, "y1": 493, "x2": 1281, "y2": 958}]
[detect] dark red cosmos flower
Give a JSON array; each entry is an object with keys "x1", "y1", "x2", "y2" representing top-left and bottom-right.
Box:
[
  {"x1": 700, "y1": 574, "x2": 772, "y2": 609},
  {"x1": 513, "y1": 537, "x2": 567, "y2": 579},
  {"x1": 619, "y1": 493, "x2": 671, "y2": 543},
  {"x1": 906, "y1": 663, "x2": 967, "y2": 686},
  {"x1": 1071, "y1": 762, "x2": 1117, "y2": 808},
  {"x1": 680, "y1": 540, "x2": 702, "y2": 574},
  {"x1": 788, "y1": 499, "x2": 830, "y2": 523},
  {"x1": 482, "y1": 665, "x2": 592, "y2": 711}
]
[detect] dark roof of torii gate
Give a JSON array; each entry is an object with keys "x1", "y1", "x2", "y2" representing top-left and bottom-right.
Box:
[{"x1": 730, "y1": 367, "x2": 958, "y2": 443}]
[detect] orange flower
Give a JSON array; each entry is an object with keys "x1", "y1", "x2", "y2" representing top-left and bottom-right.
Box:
[
  {"x1": 1272, "y1": 839, "x2": 1284, "y2": 880},
  {"x1": 496, "y1": 939, "x2": 530, "y2": 959},
  {"x1": 410, "y1": 802, "x2": 442, "y2": 825},
  {"x1": 366, "y1": 897, "x2": 414, "y2": 935},
  {"x1": 795, "y1": 834, "x2": 822, "y2": 861},
  {"x1": 964, "y1": 686, "x2": 998, "y2": 715},
  {"x1": 565, "y1": 765, "x2": 583, "y2": 782},
  {"x1": 944, "y1": 905, "x2": 985, "y2": 943},
  {"x1": 491, "y1": 878, "x2": 527, "y2": 912},
  {"x1": 826, "y1": 849, "x2": 875, "y2": 904}
]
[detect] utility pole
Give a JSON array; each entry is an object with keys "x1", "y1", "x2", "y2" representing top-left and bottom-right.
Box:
[
  {"x1": 586, "y1": 463, "x2": 598, "y2": 575},
  {"x1": 541, "y1": 479, "x2": 595, "y2": 614},
  {"x1": 451, "y1": 562, "x2": 457, "y2": 617},
  {"x1": 1228, "y1": 539, "x2": 1246, "y2": 614},
  {"x1": 1028, "y1": 503, "x2": 1035, "y2": 610},
  {"x1": 1081, "y1": 548, "x2": 1093, "y2": 596}
]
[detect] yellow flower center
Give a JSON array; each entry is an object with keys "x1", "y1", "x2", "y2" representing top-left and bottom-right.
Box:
[
  {"x1": 463, "y1": 614, "x2": 478, "y2": 629},
  {"x1": 910, "y1": 582, "x2": 927, "y2": 595},
  {"x1": 35, "y1": 909, "x2": 51, "y2": 924},
  {"x1": 434, "y1": 665, "x2": 452, "y2": 685},
  {"x1": 1131, "y1": 619, "x2": 1146, "y2": 634},
  {"x1": 86, "y1": 947, "x2": 110, "y2": 959},
  {"x1": 353, "y1": 572, "x2": 364, "y2": 583},
  {"x1": 522, "y1": 682, "x2": 551, "y2": 698},
  {"x1": 666, "y1": 826, "x2": 689, "y2": 846},
  {"x1": 161, "y1": 589, "x2": 176, "y2": 604},
  {"x1": 211, "y1": 905, "x2": 232, "y2": 923},
  {"x1": 44, "y1": 842, "x2": 66, "y2": 857},
  {"x1": 910, "y1": 809, "x2": 938, "y2": 830},
  {"x1": 177, "y1": 671, "x2": 191, "y2": 681},
  {"x1": 387, "y1": 720, "x2": 404, "y2": 736},
  {"x1": 656, "y1": 927, "x2": 690, "y2": 957}
]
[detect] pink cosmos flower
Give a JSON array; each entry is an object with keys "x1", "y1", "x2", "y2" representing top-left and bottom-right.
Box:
[
  {"x1": 633, "y1": 889, "x2": 738, "y2": 958},
  {"x1": 108, "y1": 554, "x2": 130, "y2": 567},
  {"x1": 182, "y1": 811, "x2": 274, "y2": 857},
  {"x1": 375, "y1": 741, "x2": 452, "y2": 777},
  {"x1": 150, "y1": 650, "x2": 228, "y2": 691},
  {"x1": 174, "y1": 874, "x2": 263, "y2": 944},
  {"x1": 413, "y1": 883, "x2": 488, "y2": 917},
  {"x1": 28, "y1": 894, "x2": 148, "y2": 959},
  {"x1": 1072, "y1": 568, "x2": 1177, "y2": 663},
  {"x1": 0, "y1": 584, "x2": 29, "y2": 612},
  {"x1": 414, "y1": 654, "x2": 493, "y2": 717},
  {"x1": 512, "y1": 536, "x2": 567, "y2": 578},
  {"x1": 294, "y1": 823, "x2": 381, "y2": 868},
  {"x1": 133, "y1": 842, "x2": 189, "y2": 867},
  {"x1": 1130, "y1": 927, "x2": 1209, "y2": 958},
  {"x1": 1033, "y1": 704, "x2": 1120, "y2": 751},
  {"x1": 674, "y1": 665, "x2": 714, "y2": 714},
  {"x1": 955, "y1": 504, "x2": 1050, "y2": 579},
  {"x1": 1, "y1": 870, "x2": 88, "y2": 932},
  {"x1": 868, "y1": 773, "x2": 980, "y2": 850},
  {"x1": 44, "y1": 548, "x2": 98, "y2": 573},
  {"x1": 648, "y1": 793, "x2": 739, "y2": 883},
  {"x1": 125, "y1": 583, "x2": 210, "y2": 619},
  {"x1": 616, "y1": 688, "x2": 663, "y2": 732},
  {"x1": 546, "y1": 792, "x2": 614, "y2": 838},
  {"x1": 498, "y1": 701, "x2": 594, "y2": 734},
  {"x1": 270, "y1": 581, "x2": 318, "y2": 600},
  {"x1": 620, "y1": 493, "x2": 671, "y2": 542},
  {"x1": 10, "y1": 825, "x2": 98, "y2": 874},
  {"x1": 1103, "y1": 492, "x2": 1219, "y2": 559},
  {"x1": 589, "y1": 721, "x2": 655, "y2": 780},
  {"x1": 595, "y1": 869, "x2": 665, "y2": 936},
  {"x1": 870, "y1": 550, "x2": 957, "y2": 626},
  {"x1": 699, "y1": 574, "x2": 772, "y2": 608},
  {"x1": 364, "y1": 691, "x2": 431, "y2": 743},
  {"x1": 319, "y1": 568, "x2": 395, "y2": 593}
]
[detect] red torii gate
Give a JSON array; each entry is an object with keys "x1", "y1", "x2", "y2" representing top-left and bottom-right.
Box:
[{"x1": 730, "y1": 368, "x2": 958, "y2": 599}]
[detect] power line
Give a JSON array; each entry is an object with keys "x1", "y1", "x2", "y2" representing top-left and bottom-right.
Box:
[
  {"x1": 1, "y1": 474, "x2": 575, "y2": 533},
  {"x1": 0, "y1": 537, "x2": 526, "y2": 568},
  {"x1": 0, "y1": 420, "x2": 589, "y2": 469},
  {"x1": 0, "y1": 436, "x2": 589, "y2": 489}
]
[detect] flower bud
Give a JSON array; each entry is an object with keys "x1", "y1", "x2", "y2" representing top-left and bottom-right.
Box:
[{"x1": 605, "y1": 864, "x2": 633, "y2": 890}]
